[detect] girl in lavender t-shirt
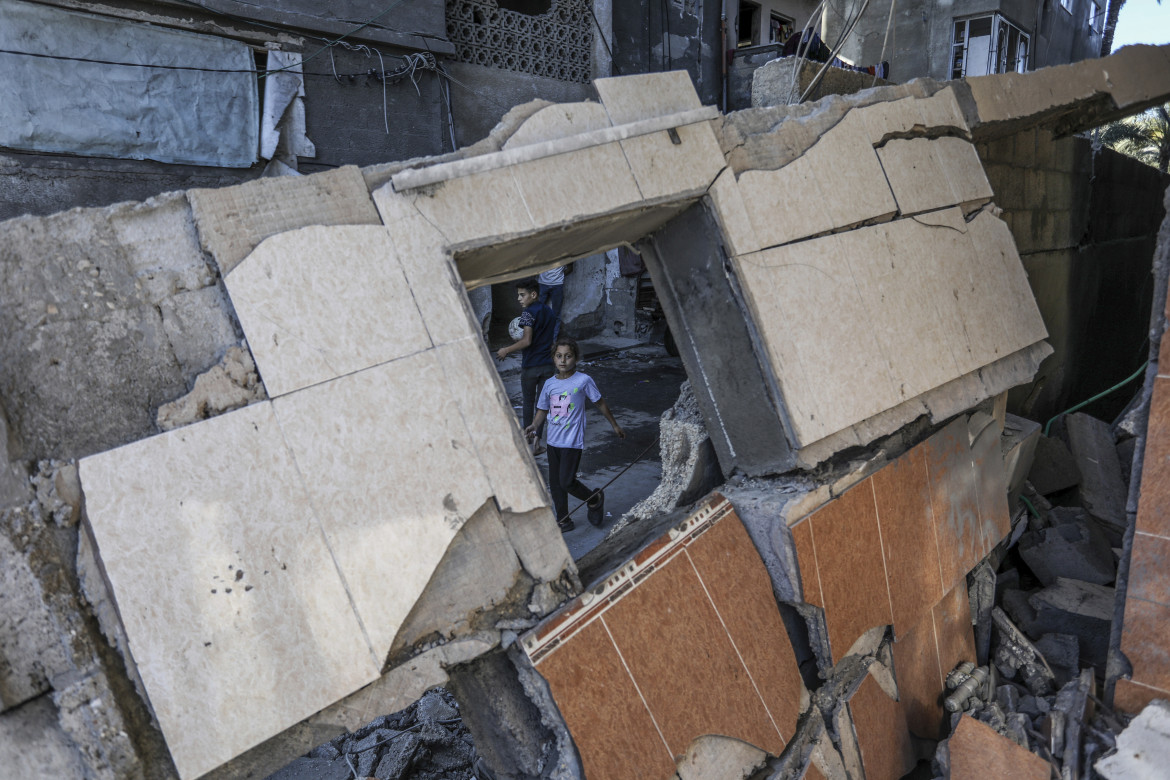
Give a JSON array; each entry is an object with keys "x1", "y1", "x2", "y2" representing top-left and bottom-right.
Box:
[{"x1": 524, "y1": 337, "x2": 625, "y2": 532}]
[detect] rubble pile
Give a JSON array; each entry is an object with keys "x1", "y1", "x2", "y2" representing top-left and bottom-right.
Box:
[
  {"x1": 930, "y1": 409, "x2": 1145, "y2": 777},
  {"x1": 270, "y1": 690, "x2": 490, "y2": 780}
]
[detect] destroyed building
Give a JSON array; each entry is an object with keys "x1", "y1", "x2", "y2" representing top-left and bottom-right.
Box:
[{"x1": 3, "y1": 0, "x2": 1170, "y2": 778}]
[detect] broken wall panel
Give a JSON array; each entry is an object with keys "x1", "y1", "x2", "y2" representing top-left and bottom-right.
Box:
[
  {"x1": 792, "y1": 414, "x2": 1004, "y2": 659},
  {"x1": 522, "y1": 496, "x2": 806, "y2": 778}
]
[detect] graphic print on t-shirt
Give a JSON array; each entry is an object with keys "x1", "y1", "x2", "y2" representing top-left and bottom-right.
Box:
[{"x1": 549, "y1": 388, "x2": 575, "y2": 422}]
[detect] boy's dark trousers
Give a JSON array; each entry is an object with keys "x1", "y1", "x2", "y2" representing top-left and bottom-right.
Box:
[
  {"x1": 521, "y1": 364, "x2": 554, "y2": 435},
  {"x1": 547, "y1": 445, "x2": 595, "y2": 523}
]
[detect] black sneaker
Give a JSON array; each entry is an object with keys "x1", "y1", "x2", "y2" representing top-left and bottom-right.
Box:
[
  {"x1": 557, "y1": 517, "x2": 575, "y2": 533},
  {"x1": 587, "y1": 490, "x2": 605, "y2": 527}
]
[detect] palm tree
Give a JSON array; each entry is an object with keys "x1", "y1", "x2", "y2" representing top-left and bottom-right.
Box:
[
  {"x1": 1100, "y1": 104, "x2": 1170, "y2": 173},
  {"x1": 1100, "y1": 0, "x2": 1126, "y2": 56}
]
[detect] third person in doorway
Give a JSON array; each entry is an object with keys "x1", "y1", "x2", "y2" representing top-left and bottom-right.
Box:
[
  {"x1": 524, "y1": 337, "x2": 625, "y2": 533},
  {"x1": 538, "y1": 265, "x2": 565, "y2": 340}
]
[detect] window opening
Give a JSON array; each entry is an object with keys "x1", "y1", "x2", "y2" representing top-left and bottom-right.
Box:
[
  {"x1": 951, "y1": 14, "x2": 1029, "y2": 78},
  {"x1": 738, "y1": 1, "x2": 760, "y2": 47},
  {"x1": 769, "y1": 13, "x2": 794, "y2": 44}
]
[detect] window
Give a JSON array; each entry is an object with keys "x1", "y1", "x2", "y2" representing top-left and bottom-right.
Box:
[
  {"x1": 738, "y1": 1, "x2": 760, "y2": 47},
  {"x1": 769, "y1": 13, "x2": 794, "y2": 44},
  {"x1": 1088, "y1": 0, "x2": 1104, "y2": 35},
  {"x1": 951, "y1": 15, "x2": 1030, "y2": 78}
]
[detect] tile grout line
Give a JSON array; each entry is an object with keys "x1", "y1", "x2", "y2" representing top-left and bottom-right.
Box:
[
  {"x1": 929, "y1": 608, "x2": 945, "y2": 689},
  {"x1": 683, "y1": 549, "x2": 786, "y2": 746},
  {"x1": 599, "y1": 615, "x2": 675, "y2": 764},
  {"x1": 1134, "y1": 528, "x2": 1170, "y2": 544},
  {"x1": 869, "y1": 478, "x2": 897, "y2": 626},
  {"x1": 1123, "y1": 593, "x2": 1170, "y2": 609},
  {"x1": 922, "y1": 450, "x2": 949, "y2": 594},
  {"x1": 268, "y1": 401, "x2": 382, "y2": 672},
  {"x1": 806, "y1": 516, "x2": 827, "y2": 611},
  {"x1": 1118, "y1": 677, "x2": 1170, "y2": 696}
]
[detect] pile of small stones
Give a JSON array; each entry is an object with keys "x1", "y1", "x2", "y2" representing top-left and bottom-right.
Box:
[{"x1": 269, "y1": 689, "x2": 493, "y2": 780}]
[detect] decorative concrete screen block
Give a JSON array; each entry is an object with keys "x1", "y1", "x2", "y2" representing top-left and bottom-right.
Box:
[
  {"x1": 188, "y1": 166, "x2": 382, "y2": 276},
  {"x1": 733, "y1": 207, "x2": 1047, "y2": 447},
  {"x1": 522, "y1": 495, "x2": 805, "y2": 780},
  {"x1": 224, "y1": 226, "x2": 432, "y2": 398},
  {"x1": 79, "y1": 402, "x2": 381, "y2": 780}
]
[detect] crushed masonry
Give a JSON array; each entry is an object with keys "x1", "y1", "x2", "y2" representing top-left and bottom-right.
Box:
[{"x1": 0, "y1": 45, "x2": 1169, "y2": 780}]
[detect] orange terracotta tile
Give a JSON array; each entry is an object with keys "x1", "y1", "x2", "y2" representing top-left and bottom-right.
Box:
[
  {"x1": 1120, "y1": 597, "x2": 1170, "y2": 693},
  {"x1": 923, "y1": 417, "x2": 986, "y2": 590},
  {"x1": 933, "y1": 581, "x2": 977, "y2": 681},
  {"x1": 1137, "y1": 378, "x2": 1170, "y2": 539},
  {"x1": 803, "y1": 761, "x2": 827, "y2": 780},
  {"x1": 848, "y1": 673, "x2": 915, "y2": 780},
  {"x1": 686, "y1": 515, "x2": 805, "y2": 740},
  {"x1": 604, "y1": 553, "x2": 785, "y2": 757},
  {"x1": 1128, "y1": 532, "x2": 1170, "y2": 606},
  {"x1": 871, "y1": 447, "x2": 944, "y2": 637},
  {"x1": 1113, "y1": 678, "x2": 1170, "y2": 716},
  {"x1": 808, "y1": 479, "x2": 894, "y2": 662},
  {"x1": 893, "y1": 610, "x2": 947, "y2": 740},
  {"x1": 970, "y1": 420, "x2": 1012, "y2": 551},
  {"x1": 948, "y1": 714, "x2": 1048, "y2": 780},
  {"x1": 791, "y1": 518, "x2": 822, "y2": 607},
  {"x1": 535, "y1": 619, "x2": 675, "y2": 780}
]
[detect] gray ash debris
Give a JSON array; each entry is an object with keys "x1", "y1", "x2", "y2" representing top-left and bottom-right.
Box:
[{"x1": 268, "y1": 689, "x2": 494, "y2": 780}]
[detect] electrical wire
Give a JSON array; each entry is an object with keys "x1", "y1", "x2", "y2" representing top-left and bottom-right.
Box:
[
  {"x1": 1043, "y1": 360, "x2": 1150, "y2": 436},
  {"x1": 871, "y1": 0, "x2": 896, "y2": 87},
  {"x1": 798, "y1": 0, "x2": 871, "y2": 103}
]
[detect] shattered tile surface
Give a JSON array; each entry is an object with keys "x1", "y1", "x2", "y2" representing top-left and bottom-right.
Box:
[
  {"x1": 523, "y1": 496, "x2": 804, "y2": 779},
  {"x1": 947, "y1": 714, "x2": 1048, "y2": 780},
  {"x1": 848, "y1": 672, "x2": 915, "y2": 780}
]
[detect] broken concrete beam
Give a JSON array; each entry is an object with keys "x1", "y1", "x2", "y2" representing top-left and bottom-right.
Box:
[
  {"x1": 1095, "y1": 698, "x2": 1170, "y2": 779},
  {"x1": 1018, "y1": 519, "x2": 1116, "y2": 587},
  {"x1": 1064, "y1": 413, "x2": 1128, "y2": 532},
  {"x1": 941, "y1": 713, "x2": 1050, "y2": 780},
  {"x1": 1028, "y1": 578, "x2": 1114, "y2": 671},
  {"x1": 1027, "y1": 434, "x2": 1081, "y2": 496}
]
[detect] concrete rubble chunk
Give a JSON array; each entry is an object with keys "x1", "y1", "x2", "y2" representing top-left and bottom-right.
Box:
[
  {"x1": 1027, "y1": 434, "x2": 1082, "y2": 496},
  {"x1": 1095, "y1": 698, "x2": 1170, "y2": 779},
  {"x1": 1018, "y1": 519, "x2": 1116, "y2": 586},
  {"x1": 1064, "y1": 413, "x2": 1128, "y2": 532},
  {"x1": 1028, "y1": 577, "x2": 1114, "y2": 671},
  {"x1": 674, "y1": 734, "x2": 769, "y2": 780},
  {"x1": 155, "y1": 346, "x2": 264, "y2": 431}
]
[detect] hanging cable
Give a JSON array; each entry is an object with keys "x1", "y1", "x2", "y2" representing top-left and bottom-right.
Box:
[{"x1": 871, "y1": 0, "x2": 896, "y2": 87}]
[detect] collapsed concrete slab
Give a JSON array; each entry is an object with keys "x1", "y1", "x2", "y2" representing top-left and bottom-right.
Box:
[{"x1": 2, "y1": 48, "x2": 1168, "y2": 778}]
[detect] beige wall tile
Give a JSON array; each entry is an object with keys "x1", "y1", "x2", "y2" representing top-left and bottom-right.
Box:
[
  {"x1": 594, "y1": 71, "x2": 702, "y2": 125},
  {"x1": 371, "y1": 185, "x2": 485, "y2": 348},
  {"x1": 271, "y1": 347, "x2": 495, "y2": 661},
  {"x1": 503, "y1": 102, "x2": 612, "y2": 149},
  {"x1": 708, "y1": 169, "x2": 763, "y2": 257},
  {"x1": 79, "y1": 402, "x2": 380, "y2": 780},
  {"x1": 226, "y1": 226, "x2": 432, "y2": 398},
  {"x1": 432, "y1": 336, "x2": 550, "y2": 514},
  {"x1": 510, "y1": 142, "x2": 643, "y2": 228},
  {"x1": 877, "y1": 139, "x2": 957, "y2": 216},
  {"x1": 411, "y1": 167, "x2": 535, "y2": 246},
  {"x1": 855, "y1": 88, "x2": 970, "y2": 144},
  {"x1": 618, "y1": 120, "x2": 726, "y2": 201}
]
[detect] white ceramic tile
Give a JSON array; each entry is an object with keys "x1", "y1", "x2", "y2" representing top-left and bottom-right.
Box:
[
  {"x1": 709, "y1": 168, "x2": 763, "y2": 257},
  {"x1": 594, "y1": 71, "x2": 702, "y2": 125},
  {"x1": 271, "y1": 346, "x2": 495, "y2": 661},
  {"x1": 876, "y1": 138, "x2": 956, "y2": 216},
  {"x1": 79, "y1": 402, "x2": 379, "y2": 780},
  {"x1": 411, "y1": 166, "x2": 535, "y2": 245},
  {"x1": 225, "y1": 225, "x2": 432, "y2": 398}
]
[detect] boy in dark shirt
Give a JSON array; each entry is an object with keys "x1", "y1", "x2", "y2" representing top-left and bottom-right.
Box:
[{"x1": 497, "y1": 277, "x2": 556, "y2": 455}]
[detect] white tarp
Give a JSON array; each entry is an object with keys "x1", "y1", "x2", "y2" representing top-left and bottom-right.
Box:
[{"x1": 0, "y1": 0, "x2": 258, "y2": 167}]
